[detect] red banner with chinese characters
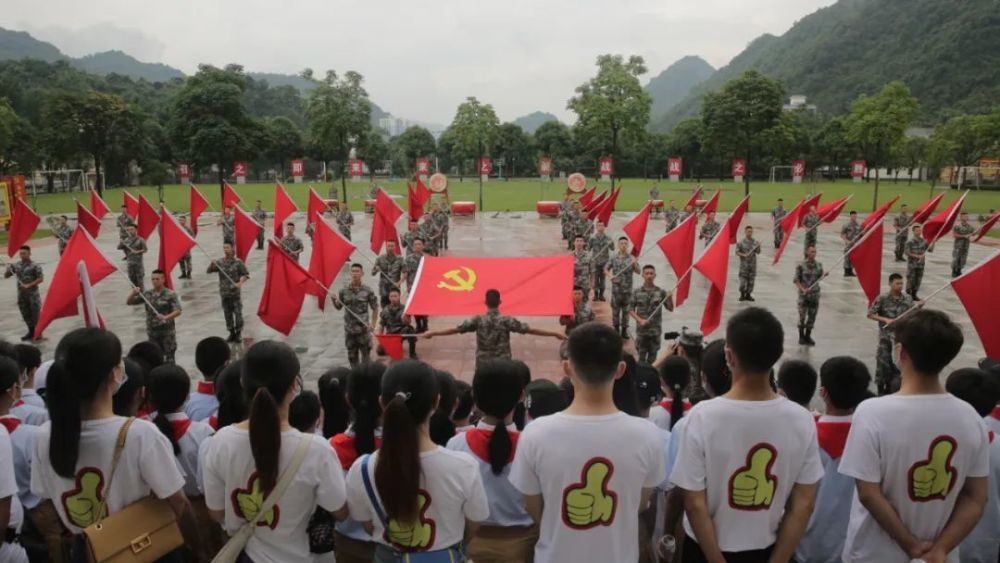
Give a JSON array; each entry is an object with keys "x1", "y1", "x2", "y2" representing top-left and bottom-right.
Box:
[
  {"x1": 479, "y1": 157, "x2": 493, "y2": 176},
  {"x1": 416, "y1": 157, "x2": 430, "y2": 176},
  {"x1": 598, "y1": 157, "x2": 614, "y2": 176},
  {"x1": 731, "y1": 159, "x2": 746, "y2": 177},
  {"x1": 851, "y1": 160, "x2": 866, "y2": 178},
  {"x1": 349, "y1": 159, "x2": 364, "y2": 177},
  {"x1": 291, "y1": 159, "x2": 305, "y2": 177},
  {"x1": 232, "y1": 161, "x2": 247, "y2": 177},
  {"x1": 668, "y1": 157, "x2": 683, "y2": 177},
  {"x1": 538, "y1": 157, "x2": 553, "y2": 177},
  {"x1": 177, "y1": 162, "x2": 190, "y2": 178},
  {"x1": 792, "y1": 160, "x2": 806, "y2": 178}
]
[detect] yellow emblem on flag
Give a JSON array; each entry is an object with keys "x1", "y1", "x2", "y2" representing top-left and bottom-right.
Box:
[{"x1": 437, "y1": 267, "x2": 476, "y2": 291}]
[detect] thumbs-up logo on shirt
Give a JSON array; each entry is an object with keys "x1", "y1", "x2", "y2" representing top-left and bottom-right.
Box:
[
  {"x1": 231, "y1": 473, "x2": 280, "y2": 529},
  {"x1": 62, "y1": 468, "x2": 106, "y2": 528},
  {"x1": 386, "y1": 490, "x2": 436, "y2": 550},
  {"x1": 728, "y1": 443, "x2": 778, "y2": 510},
  {"x1": 909, "y1": 436, "x2": 957, "y2": 501},
  {"x1": 562, "y1": 457, "x2": 618, "y2": 529}
]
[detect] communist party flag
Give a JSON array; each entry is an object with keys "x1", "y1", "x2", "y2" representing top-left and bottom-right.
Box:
[
  {"x1": 773, "y1": 200, "x2": 804, "y2": 265},
  {"x1": 157, "y1": 206, "x2": 196, "y2": 289},
  {"x1": 700, "y1": 190, "x2": 721, "y2": 215},
  {"x1": 623, "y1": 202, "x2": 652, "y2": 257},
  {"x1": 951, "y1": 250, "x2": 1000, "y2": 358},
  {"x1": 657, "y1": 213, "x2": 697, "y2": 307},
  {"x1": 683, "y1": 186, "x2": 703, "y2": 210},
  {"x1": 726, "y1": 194, "x2": 751, "y2": 243},
  {"x1": 75, "y1": 201, "x2": 102, "y2": 238},
  {"x1": 911, "y1": 193, "x2": 944, "y2": 225},
  {"x1": 89, "y1": 189, "x2": 110, "y2": 220},
  {"x1": 222, "y1": 181, "x2": 242, "y2": 210},
  {"x1": 848, "y1": 219, "x2": 884, "y2": 306},
  {"x1": 274, "y1": 182, "x2": 298, "y2": 239},
  {"x1": 973, "y1": 210, "x2": 1000, "y2": 243},
  {"x1": 594, "y1": 187, "x2": 621, "y2": 226},
  {"x1": 694, "y1": 221, "x2": 732, "y2": 336},
  {"x1": 861, "y1": 195, "x2": 901, "y2": 231},
  {"x1": 307, "y1": 186, "x2": 326, "y2": 226},
  {"x1": 123, "y1": 191, "x2": 139, "y2": 219},
  {"x1": 371, "y1": 188, "x2": 403, "y2": 254},
  {"x1": 35, "y1": 229, "x2": 116, "y2": 338},
  {"x1": 404, "y1": 256, "x2": 573, "y2": 316},
  {"x1": 189, "y1": 184, "x2": 210, "y2": 235},
  {"x1": 136, "y1": 195, "x2": 159, "y2": 240},
  {"x1": 797, "y1": 192, "x2": 823, "y2": 227},
  {"x1": 6, "y1": 197, "x2": 40, "y2": 258},
  {"x1": 578, "y1": 186, "x2": 597, "y2": 207},
  {"x1": 307, "y1": 217, "x2": 355, "y2": 310},
  {"x1": 923, "y1": 192, "x2": 968, "y2": 247},
  {"x1": 257, "y1": 239, "x2": 324, "y2": 336},
  {"x1": 817, "y1": 195, "x2": 851, "y2": 223},
  {"x1": 233, "y1": 206, "x2": 262, "y2": 262}
]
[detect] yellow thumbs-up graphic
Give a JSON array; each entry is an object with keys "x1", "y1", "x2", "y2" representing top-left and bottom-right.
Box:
[
  {"x1": 386, "y1": 490, "x2": 435, "y2": 550},
  {"x1": 232, "y1": 473, "x2": 280, "y2": 529},
  {"x1": 909, "y1": 436, "x2": 957, "y2": 501},
  {"x1": 63, "y1": 469, "x2": 106, "y2": 528},
  {"x1": 562, "y1": 457, "x2": 618, "y2": 529},
  {"x1": 729, "y1": 444, "x2": 778, "y2": 510}
]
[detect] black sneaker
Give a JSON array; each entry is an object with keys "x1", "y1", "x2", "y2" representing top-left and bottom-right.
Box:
[{"x1": 747, "y1": 295, "x2": 755, "y2": 302}]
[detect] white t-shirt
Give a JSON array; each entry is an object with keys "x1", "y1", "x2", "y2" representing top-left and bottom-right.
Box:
[
  {"x1": 19, "y1": 389, "x2": 45, "y2": 410},
  {"x1": 508, "y1": 412, "x2": 665, "y2": 563},
  {"x1": 0, "y1": 416, "x2": 41, "y2": 510},
  {"x1": 201, "y1": 425, "x2": 347, "y2": 563},
  {"x1": 446, "y1": 422, "x2": 533, "y2": 527},
  {"x1": 30, "y1": 416, "x2": 185, "y2": 534},
  {"x1": 959, "y1": 430, "x2": 1000, "y2": 563},
  {"x1": 11, "y1": 400, "x2": 47, "y2": 426},
  {"x1": 184, "y1": 381, "x2": 219, "y2": 422},
  {"x1": 161, "y1": 412, "x2": 214, "y2": 498},
  {"x1": 648, "y1": 398, "x2": 692, "y2": 432},
  {"x1": 670, "y1": 397, "x2": 825, "y2": 552},
  {"x1": 987, "y1": 406, "x2": 1000, "y2": 436},
  {"x1": 839, "y1": 394, "x2": 990, "y2": 563},
  {"x1": 0, "y1": 424, "x2": 27, "y2": 563},
  {"x1": 346, "y1": 446, "x2": 489, "y2": 552}
]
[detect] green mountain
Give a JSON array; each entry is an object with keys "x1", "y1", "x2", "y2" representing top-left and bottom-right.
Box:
[
  {"x1": 0, "y1": 27, "x2": 64, "y2": 62},
  {"x1": 72, "y1": 50, "x2": 184, "y2": 81},
  {"x1": 651, "y1": 0, "x2": 1000, "y2": 132},
  {"x1": 644, "y1": 55, "x2": 714, "y2": 121},
  {"x1": 247, "y1": 72, "x2": 315, "y2": 92},
  {"x1": 512, "y1": 111, "x2": 560, "y2": 133}
]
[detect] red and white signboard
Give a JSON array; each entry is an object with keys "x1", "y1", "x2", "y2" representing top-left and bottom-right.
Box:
[
  {"x1": 178, "y1": 162, "x2": 190, "y2": 181},
  {"x1": 667, "y1": 157, "x2": 683, "y2": 182},
  {"x1": 479, "y1": 157, "x2": 493, "y2": 178},
  {"x1": 598, "y1": 157, "x2": 614, "y2": 180},
  {"x1": 851, "y1": 160, "x2": 866, "y2": 182},
  {"x1": 291, "y1": 159, "x2": 305, "y2": 179},
  {"x1": 416, "y1": 157, "x2": 430, "y2": 177},
  {"x1": 792, "y1": 160, "x2": 806, "y2": 183},
  {"x1": 731, "y1": 159, "x2": 746, "y2": 180},
  {"x1": 233, "y1": 161, "x2": 247, "y2": 184},
  {"x1": 538, "y1": 157, "x2": 553, "y2": 178},
  {"x1": 349, "y1": 159, "x2": 364, "y2": 181}
]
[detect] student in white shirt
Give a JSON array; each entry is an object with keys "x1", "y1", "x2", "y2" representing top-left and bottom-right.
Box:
[
  {"x1": 13, "y1": 344, "x2": 44, "y2": 410},
  {"x1": 202, "y1": 340, "x2": 348, "y2": 563},
  {"x1": 346, "y1": 360, "x2": 489, "y2": 562},
  {"x1": 840, "y1": 309, "x2": 990, "y2": 563},
  {"x1": 649, "y1": 355, "x2": 693, "y2": 431},
  {"x1": 448, "y1": 359, "x2": 536, "y2": 562},
  {"x1": 0, "y1": 357, "x2": 42, "y2": 512},
  {"x1": 452, "y1": 380, "x2": 475, "y2": 433},
  {"x1": 186, "y1": 337, "x2": 229, "y2": 422},
  {"x1": 671, "y1": 307, "x2": 824, "y2": 562},
  {"x1": 1, "y1": 423, "x2": 28, "y2": 563},
  {"x1": 29, "y1": 328, "x2": 202, "y2": 560},
  {"x1": 776, "y1": 359, "x2": 819, "y2": 413},
  {"x1": 289, "y1": 390, "x2": 322, "y2": 434},
  {"x1": 509, "y1": 322, "x2": 666, "y2": 563},
  {"x1": 0, "y1": 343, "x2": 46, "y2": 428},
  {"x1": 319, "y1": 367, "x2": 352, "y2": 438},
  {"x1": 796, "y1": 356, "x2": 872, "y2": 563}
]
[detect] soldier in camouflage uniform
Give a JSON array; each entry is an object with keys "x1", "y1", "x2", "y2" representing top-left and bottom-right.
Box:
[
  {"x1": 117, "y1": 206, "x2": 136, "y2": 259},
  {"x1": 951, "y1": 212, "x2": 976, "y2": 277},
  {"x1": 905, "y1": 224, "x2": 927, "y2": 299},
  {"x1": 867, "y1": 273, "x2": 914, "y2": 395},
  {"x1": 802, "y1": 205, "x2": 820, "y2": 251},
  {"x1": 207, "y1": 242, "x2": 250, "y2": 342},
  {"x1": 571, "y1": 235, "x2": 595, "y2": 302},
  {"x1": 840, "y1": 211, "x2": 863, "y2": 277},
  {"x1": 771, "y1": 199, "x2": 787, "y2": 249},
  {"x1": 251, "y1": 200, "x2": 267, "y2": 250},
  {"x1": 559, "y1": 196, "x2": 574, "y2": 248},
  {"x1": 335, "y1": 202, "x2": 354, "y2": 241},
  {"x1": 401, "y1": 220, "x2": 420, "y2": 256},
  {"x1": 422, "y1": 289, "x2": 564, "y2": 370},
  {"x1": 218, "y1": 207, "x2": 235, "y2": 245},
  {"x1": 279, "y1": 222, "x2": 304, "y2": 262},
  {"x1": 680, "y1": 204, "x2": 695, "y2": 225},
  {"x1": 431, "y1": 200, "x2": 450, "y2": 250},
  {"x1": 893, "y1": 204, "x2": 910, "y2": 262},
  {"x1": 571, "y1": 207, "x2": 591, "y2": 245},
  {"x1": 419, "y1": 217, "x2": 440, "y2": 257},
  {"x1": 699, "y1": 212, "x2": 721, "y2": 246},
  {"x1": 664, "y1": 200, "x2": 680, "y2": 232},
  {"x1": 794, "y1": 244, "x2": 824, "y2": 346},
  {"x1": 630, "y1": 265, "x2": 674, "y2": 364},
  {"x1": 649, "y1": 185, "x2": 661, "y2": 217},
  {"x1": 378, "y1": 286, "x2": 417, "y2": 358},
  {"x1": 332, "y1": 263, "x2": 379, "y2": 367},
  {"x1": 4, "y1": 245, "x2": 43, "y2": 340},
  {"x1": 587, "y1": 222, "x2": 613, "y2": 301},
  {"x1": 53, "y1": 215, "x2": 74, "y2": 255},
  {"x1": 177, "y1": 215, "x2": 194, "y2": 279},
  {"x1": 400, "y1": 237, "x2": 429, "y2": 332},
  {"x1": 126, "y1": 270, "x2": 182, "y2": 362},
  {"x1": 559, "y1": 287, "x2": 596, "y2": 335},
  {"x1": 372, "y1": 239, "x2": 404, "y2": 307},
  {"x1": 736, "y1": 226, "x2": 761, "y2": 301},
  {"x1": 605, "y1": 237, "x2": 639, "y2": 338},
  {"x1": 122, "y1": 225, "x2": 147, "y2": 290}
]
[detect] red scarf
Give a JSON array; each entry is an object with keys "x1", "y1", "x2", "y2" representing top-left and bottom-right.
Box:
[
  {"x1": 196, "y1": 381, "x2": 215, "y2": 395},
  {"x1": 0, "y1": 416, "x2": 21, "y2": 435},
  {"x1": 658, "y1": 399, "x2": 693, "y2": 412},
  {"x1": 465, "y1": 428, "x2": 520, "y2": 465},
  {"x1": 991, "y1": 405, "x2": 1000, "y2": 421},
  {"x1": 170, "y1": 417, "x2": 192, "y2": 440},
  {"x1": 329, "y1": 434, "x2": 383, "y2": 470},
  {"x1": 816, "y1": 420, "x2": 852, "y2": 460},
  {"x1": 12, "y1": 400, "x2": 24, "y2": 408},
  {"x1": 208, "y1": 414, "x2": 218, "y2": 430}
]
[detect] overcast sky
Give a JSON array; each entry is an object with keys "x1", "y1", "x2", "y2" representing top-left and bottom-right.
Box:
[{"x1": 3, "y1": 0, "x2": 835, "y2": 125}]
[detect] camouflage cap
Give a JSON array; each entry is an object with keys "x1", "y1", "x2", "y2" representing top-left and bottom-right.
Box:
[{"x1": 678, "y1": 327, "x2": 704, "y2": 348}]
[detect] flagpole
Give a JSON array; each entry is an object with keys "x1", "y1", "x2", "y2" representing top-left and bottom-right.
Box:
[
  {"x1": 116, "y1": 265, "x2": 159, "y2": 312},
  {"x1": 883, "y1": 282, "x2": 950, "y2": 327},
  {"x1": 805, "y1": 218, "x2": 885, "y2": 292},
  {"x1": 192, "y1": 240, "x2": 240, "y2": 287},
  {"x1": 290, "y1": 251, "x2": 378, "y2": 336}
]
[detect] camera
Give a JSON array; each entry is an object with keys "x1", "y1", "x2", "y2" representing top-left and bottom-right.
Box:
[{"x1": 663, "y1": 331, "x2": 680, "y2": 341}]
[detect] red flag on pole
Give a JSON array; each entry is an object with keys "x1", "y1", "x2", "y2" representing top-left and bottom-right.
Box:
[
  {"x1": 34, "y1": 229, "x2": 117, "y2": 338},
  {"x1": 307, "y1": 217, "x2": 356, "y2": 310},
  {"x1": 157, "y1": 206, "x2": 197, "y2": 289},
  {"x1": 595, "y1": 187, "x2": 621, "y2": 226},
  {"x1": 307, "y1": 187, "x2": 326, "y2": 227},
  {"x1": 274, "y1": 182, "x2": 298, "y2": 239},
  {"x1": 861, "y1": 195, "x2": 901, "y2": 231},
  {"x1": 222, "y1": 181, "x2": 242, "y2": 210},
  {"x1": 700, "y1": 190, "x2": 721, "y2": 215},
  {"x1": 189, "y1": 184, "x2": 209, "y2": 236},
  {"x1": 578, "y1": 186, "x2": 597, "y2": 207},
  {"x1": 233, "y1": 206, "x2": 263, "y2": 262},
  {"x1": 848, "y1": 220, "x2": 884, "y2": 306},
  {"x1": 973, "y1": 210, "x2": 1000, "y2": 243},
  {"x1": 375, "y1": 334, "x2": 405, "y2": 360},
  {"x1": 407, "y1": 185, "x2": 424, "y2": 221},
  {"x1": 694, "y1": 222, "x2": 732, "y2": 336},
  {"x1": 773, "y1": 201, "x2": 804, "y2": 265},
  {"x1": 817, "y1": 195, "x2": 851, "y2": 223},
  {"x1": 797, "y1": 193, "x2": 823, "y2": 227},
  {"x1": 414, "y1": 177, "x2": 431, "y2": 205},
  {"x1": 583, "y1": 191, "x2": 608, "y2": 215},
  {"x1": 911, "y1": 193, "x2": 945, "y2": 226},
  {"x1": 6, "y1": 197, "x2": 40, "y2": 258},
  {"x1": 923, "y1": 192, "x2": 968, "y2": 247},
  {"x1": 623, "y1": 202, "x2": 652, "y2": 257},
  {"x1": 137, "y1": 195, "x2": 159, "y2": 240},
  {"x1": 683, "y1": 186, "x2": 703, "y2": 210},
  {"x1": 123, "y1": 191, "x2": 139, "y2": 219},
  {"x1": 77, "y1": 261, "x2": 105, "y2": 329},
  {"x1": 657, "y1": 213, "x2": 697, "y2": 307},
  {"x1": 951, "y1": 250, "x2": 1000, "y2": 358},
  {"x1": 726, "y1": 195, "x2": 751, "y2": 243},
  {"x1": 371, "y1": 188, "x2": 403, "y2": 253},
  {"x1": 89, "y1": 190, "x2": 110, "y2": 220},
  {"x1": 76, "y1": 201, "x2": 102, "y2": 238},
  {"x1": 257, "y1": 239, "x2": 324, "y2": 336}
]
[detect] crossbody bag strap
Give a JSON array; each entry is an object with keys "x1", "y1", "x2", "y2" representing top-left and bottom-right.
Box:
[
  {"x1": 360, "y1": 454, "x2": 388, "y2": 529},
  {"x1": 92, "y1": 416, "x2": 136, "y2": 525},
  {"x1": 246, "y1": 434, "x2": 312, "y2": 527}
]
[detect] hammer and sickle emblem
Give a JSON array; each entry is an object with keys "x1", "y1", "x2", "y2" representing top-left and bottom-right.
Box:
[{"x1": 437, "y1": 267, "x2": 477, "y2": 291}]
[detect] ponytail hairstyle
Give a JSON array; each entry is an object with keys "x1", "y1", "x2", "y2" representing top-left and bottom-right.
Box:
[
  {"x1": 375, "y1": 360, "x2": 439, "y2": 522},
  {"x1": 659, "y1": 356, "x2": 692, "y2": 429},
  {"x1": 510, "y1": 360, "x2": 532, "y2": 430},
  {"x1": 112, "y1": 359, "x2": 146, "y2": 416},
  {"x1": 243, "y1": 341, "x2": 300, "y2": 494},
  {"x1": 347, "y1": 362, "x2": 385, "y2": 455},
  {"x1": 147, "y1": 364, "x2": 191, "y2": 455},
  {"x1": 428, "y1": 370, "x2": 457, "y2": 446},
  {"x1": 318, "y1": 367, "x2": 352, "y2": 438},
  {"x1": 472, "y1": 360, "x2": 524, "y2": 475},
  {"x1": 216, "y1": 359, "x2": 247, "y2": 429},
  {"x1": 47, "y1": 328, "x2": 123, "y2": 478}
]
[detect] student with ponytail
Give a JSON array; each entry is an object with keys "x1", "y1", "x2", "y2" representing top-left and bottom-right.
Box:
[
  {"x1": 202, "y1": 340, "x2": 348, "y2": 563},
  {"x1": 346, "y1": 360, "x2": 489, "y2": 562},
  {"x1": 649, "y1": 356, "x2": 693, "y2": 431},
  {"x1": 29, "y1": 328, "x2": 202, "y2": 561},
  {"x1": 447, "y1": 360, "x2": 536, "y2": 563},
  {"x1": 319, "y1": 367, "x2": 352, "y2": 438}
]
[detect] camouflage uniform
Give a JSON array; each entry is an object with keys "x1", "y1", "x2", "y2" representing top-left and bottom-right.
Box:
[
  {"x1": 605, "y1": 252, "x2": 636, "y2": 334},
  {"x1": 868, "y1": 292, "x2": 913, "y2": 395},
  {"x1": 893, "y1": 212, "x2": 910, "y2": 261},
  {"x1": 211, "y1": 256, "x2": 249, "y2": 335},
  {"x1": 794, "y1": 258, "x2": 824, "y2": 332},
  {"x1": 336, "y1": 209, "x2": 354, "y2": 241},
  {"x1": 587, "y1": 232, "x2": 613, "y2": 300},
  {"x1": 402, "y1": 252, "x2": 428, "y2": 332},
  {"x1": 841, "y1": 220, "x2": 863, "y2": 272},
  {"x1": 55, "y1": 223, "x2": 73, "y2": 255},
  {"x1": 432, "y1": 208, "x2": 450, "y2": 249},
  {"x1": 280, "y1": 234, "x2": 304, "y2": 262},
  {"x1": 220, "y1": 214, "x2": 235, "y2": 245},
  {"x1": 560, "y1": 207, "x2": 574, "y2": 248},
  {"x1": 338, "y1": 283, "x2": 377, "y2": 367},
  {"x1": 251, "y1": 208, "x2": 267, "y2": 249},
  {"x1": 803, "y1": 212, "x2": 820, "y2": 249},
  {"x1": 664, "y1": 206, "x2": 680, "y2": 232},
  {"x1": 373, "y1": 251, "x2": 404, "y2": 307},
  {"x1": 561, "y1": 302, "x2": 596, "y2": 336},
  {"x1": 8, "y1": 260, "x2": 42, "y2": 335},
  {"x1": 455, "y1": 309, "x2": 531, "y2": 370},
  {"x1": 419, "y1": 222, "x2": 439, "y2": 256},
  {"x1": 736, "y1": 237, "x2": 761, "y2": 298},
  {"x1": 631, "y1": 284, "x2": 670, "y2": 363},
  {"x1": 122, "y1": 234, "x2": 147, "y2": 289},
  {"x1": 771, "y1": 207, "x2": 787, "y2": 248},
  {"x1": 117, "y1": 214, "x2": 136, "y2": 256},
  {"x1": 699, "y1": 219, "x2": 721, "y2": 246},
  {"x1": 179, "y1": 223, "x2": 194, "y2": 278},
  {"x1": 379, "y1": 303, "x2": 416, "y2": 357},
  {"x1": 951, "y1": 222, "x2": 976, "y2": 276},
  {"x1": 127, "y1": 288, "x2": 182, "y2": 362},
  {"x1": 572, "y1": 214, "x2": 591, "y2": 243},
  {"x1": 401, "y1": 230, "x2": 418, "y2": 256},
  {"x1": 905, "y1": 237, "x2": 928, "y2": 297},
  {"x1": 572, "y1": 249, "x2": 594, "y2": 302}
]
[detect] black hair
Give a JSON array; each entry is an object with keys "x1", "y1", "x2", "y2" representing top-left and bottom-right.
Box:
[
  {"x1": 642, "y1": 264, "x2": 655, "y2": 272},
  {"x1": 725, "y1": 307, "x2": 784, "y2": 373},
  {"x1": 46, "y1": 328, "x2": 123, "y2": 478},
  {"x1": 618, "y1": 236, "x2": 628, "y2": 241},
  {"x1": 473, "y1": 360, "x2": 524, "y2": 474},
  {"x1": 819, "y1": 356, "x2": 872, "y2": 411},
  {"x1": 318, "y1": 368, "x2": 352, "y2": 438},
  {"x1": 660, "y1": 356, "x2": 692, "y2": 428},
  {"x1": 946, "y1": 368, "x2": 1000, "y2": 417},
  {"x1": 351, "y1": 263, "x2": 363, "y2": 270},
  {"x1": 429, "y1": 370, "x2": 457, "y2": 446},
  {"x1": 376, "y1": 360, "x2": 440, "y2": 522},
  {"x1": 243, "y1": 340, "x2": 300, "y2": 494},
  {"x1": 567, "y1": 322, "x2": 622, "y2": 385},
  {"x1": 889, "y1": 273, "x2": 903, "y2": 283},
  {"x1": 195, "y1": 337, "x2": 230, "y2": 380},
  {"x1": 485, "y1": 289, "x2": 501, "y2": 308},
  {"x1": 893, "y1": 309, "x2": 963, "y2": 375},
  {"x1": 128, "y1": 341, "x2": 164, "y2": 372},
  {"x1": 634, "y1": 363, "x2": 661, "y2": 413},
  {"x1": 18, "y1": 245, "x2": 30, "y2": 252},
  {"x1": 510, "y1": 360, "x2": 532, "y2": 430},
  {"x1": 147, "y1": 364, "x2": 191, "y2": 455},
  {"x1": 525, "y1": 380, "x2": 568, "y2": 420},
  {"x1": 453, "y1": 381, "x2": 474, "y2": 422},
  {"x1": 215, "y1": 359, "x2": 246, "y2": 429},
  {"x1": 412, "y1": 237, "x2": 425, "y2": 244},
  {"x1": 559, "y1": 376, "x2": 575, "y2": 403},
  {"x1": 0, "y1": 357, "x2": 18, "y2": 394},
  {"x1": 286, "y1": 222, "x2": 295, "y2": 227},
  {"x1": 574, "y1": 235, "x2": 584, "y2": 240},
  {"x1": 388, "y1": 286, "x2": 401, "y2": 295},
  {"x1": 572, "y1": 286, "x2": 583, "y2": 293},
  {"x1": 701, "y1": 339, "x2": 732, "y2": 398},
  {"x1": 849, "y1": 210, "x2": 857, "y2": 215},
  {"x1": 113, "y1": 359, "x2": 147, "y2": 416},
  {"x1": 289, "y1": 391, "x2": 322, "y2": 433},
  {"x1": 777, "y1": 360, "x2": 818, "y2": 408},
  {"x1": 0, "y1": 341, "x2": 17, "y2": 364},
  {"x1": 151, "y1": 269, "x2": 165, "y2": 276},
  {"x1": 14, "y1": 344, "x2": 41, "y2": 373},
  {"x1": 347, "y1": 362, "x2": 385, "y2": 455},
  {"x1": 614, "y1": 354, "x2": 641, "y2": 416}
]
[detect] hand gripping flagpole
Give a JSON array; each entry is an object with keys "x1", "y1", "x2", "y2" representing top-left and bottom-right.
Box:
[
  {"x1": 804, "y1": 218, "x2": 885, "y2": 293},
  {"x1": 192, "y1": 240, "x2": 240, "y2": 287}
]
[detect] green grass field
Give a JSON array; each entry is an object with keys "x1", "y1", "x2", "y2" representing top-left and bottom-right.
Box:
[{"x1": 19, "y1": 177, "x2": 1000, "y2": 215}]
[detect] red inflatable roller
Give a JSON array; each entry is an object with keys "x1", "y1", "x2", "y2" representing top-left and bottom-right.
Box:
[
  {"x1": 537, "y1": 201, "x2": 561, "y2": 217},
  {"x1": 651, "y1": 200, "x2": 664, "y2": 210},
  {"x1": 451, "y1": 202, "x2": 476, "y2": 216},
  {"x1": 364, "y1": 199, "x2": 376, "y2": 213}
]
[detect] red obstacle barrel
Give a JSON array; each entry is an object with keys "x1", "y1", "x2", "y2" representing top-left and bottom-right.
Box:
[
  {"x1": 537, "y1": 201, "x2": 561, "y2": 217},
  {"x1": 451, "y1": 202, "x2": 476, "y2": 216}
]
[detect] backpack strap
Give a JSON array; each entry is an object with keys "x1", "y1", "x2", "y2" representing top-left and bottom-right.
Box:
[{"x1": 360, "y1": 454, "x2": 388, "y2": 529}]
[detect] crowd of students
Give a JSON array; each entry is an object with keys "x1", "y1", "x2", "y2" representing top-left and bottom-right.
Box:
[{"x1": 0, "y1": 305, "x2": 998, "y2": 563}]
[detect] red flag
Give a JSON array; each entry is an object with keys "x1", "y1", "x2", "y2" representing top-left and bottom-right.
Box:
[
  {"x1": 911, "y1": 193, "x2": 944, "y2": 226},
  {"x1": 797, "y1": 193, "x2": 823, "y2": 227},
  {"x1": 404, "y1": 256, "x2": 574, "y2": 316},
  {"x1": 726, "y1": 195, "x2": 751, "y2": 244},
  {"x1": 307, "y1": 187, "x2": 327, "y2": 227},
  {"x1": 257, "y1": 240, "x2": 324, "y2": 336},
  {"x1": 234, "y1": 206, "x2": 263, "y2": 262},
  {"x1": 700, "y1": 190, "x2": 721, "y2": 215},
  {"x1": 595, "y1": 187, "x2": 621, "y2": 226},
  {"x1": 222, "y1": 181, "x2": 242, "y2": 210},
  {"x1": 407, "y1": 185, "x2": 424, "y2": 221},
  {"x1": 89, "y1": 190, "x2": 110, "y2": 220},
  {"x1": 123, "y1": 191, "x2": 139, "y2": 219},
  {"x1": 274, "y1": 182, "x2": 298, "y2": 239},
  {"x1": 923, "y1": 192, "x2": 968, "y2": 247},
  {"x1": 973, "y1": 210, "x2": 1000, "y2": 243},
  {"x1": 694, "y1": 222, "x2": 732, "y2": 336},
  {"x1": 6, "y1": 197, "x2": 40, "y2": 258},
  {"x1": 861, "y1": 195, "x2": 901, "y2": 231},
  {"x1": 76, "y1": 201, "x2": 101, "y2": 238},
  {"x1": 623, "y1": 202, "x2": 652, "y2": 257},
  {"x1": 371, "y1": 188, "x2": 403, "y2": 254},
  {"x1": 34, "y1": 229, "x2": 116, "y2": 338},
  {"x1": 951, "y1": 250, "x2": 1000, "y2": 358},
  {"x1": 77, "y1": 261, "x2": 105, "y2": 329},
  {"x1": 848, "y1": 220, "x2": 884, "y2": 306},
  {"x1": 657, "y1": 213, "x2": 697, "y2": 307},
  {"x1": 414, "y1": 177, "x2": 431, "y2": 205},
  {"x1": 817, "y1": 196, "x2": 851, "y2": 223},
  {"x1": 583, "y1": 191, "x2": 608, "y2": 214},
  {"x1": 683, "y1": 186, "x2": 704, "y2": 210},
  {"x1": 308, "y1": 217, "x2": 356, "y2": 310},
  {"x1": 189, "y1": 184, "x2": 210, "y2": 236},
  {"x1": 578, "y1": 186, "x2": 597, "y2": 207},
  {"x1": 157, "y1": 206, "x2": 197, "y2": 289},
  {"x1": 137, "y1": 195, "x2": 159, "y2": 240},
  {"x1": 376, "y1": 334, "x2": 405, "y2": 360},
  {"x1": 773, "y1": 201, "x2": 804, "y2": 265}
]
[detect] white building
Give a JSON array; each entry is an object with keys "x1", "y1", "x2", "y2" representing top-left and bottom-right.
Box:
[
  {"x1": 783, "y1": 95, "x2": 817, "y2": 111},
  {"x1": 378, "y1": 115, "x2": 411, "y2": 136}
]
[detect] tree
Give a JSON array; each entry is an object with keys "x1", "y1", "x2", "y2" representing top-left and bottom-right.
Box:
[
  {"x1": 389, "y1": 126, "x2": 436, "y2": 176},
  {"x1": 812, "y1": 117, "x2": 848, "y2": 180},
  {"x1": 494, "y1": 123, "x2": 532, "y2": 177},
  {"x1": 357, "y1": 130, "x2": 389, "y2": 181},
  {"x1": 263, "y1": 116, "x2": 304, "y2": 179},
  {"x1": 447, "y1": 97, "x2": 500, "y2": 207},
  {"x1": 666, "y1": 118, "x2": 706, "y2": 180},
  {"x1": 0, "y1": 99, "x2": 25, "y2": 174},
  {"x1": 533, "y1": 120, "x2": 574, "y2": 169},
  {"x1": 304, "y1": 69, "x2": 372, "y2": 200},
  {"x1": 900, "y1": 136, "x2": 928, "y2": 185},
  {"x1": 700, "y1": 70, "x2": 785, "y2": 196},
  {"x1": 843, "y1": 81, "x2": 918, "y2": 209},
  {"x1": 927, "y1": 113, "x2": 994, "y2": 189},
  {"x1": 567, "y1": 54, "x2": 651, "y2": 182}
]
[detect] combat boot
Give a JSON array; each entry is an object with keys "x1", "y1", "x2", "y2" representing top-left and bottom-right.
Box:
[
  {"x1": 798, "y1": 327, "x2": 808, "y2": 345},
  {"x1": 804, "y1": 329, "x2": 815, "y2": 346}
]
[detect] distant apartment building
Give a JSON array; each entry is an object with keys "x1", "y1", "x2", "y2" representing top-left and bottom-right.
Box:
[
  {"x1": 783, "y1": 95, "x2": 817, "y2": 111},
  {"x1": 378, "y1": 115, "x2": 411, "y2": 136}
]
